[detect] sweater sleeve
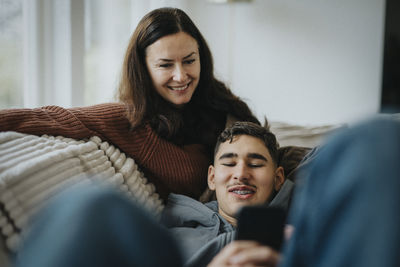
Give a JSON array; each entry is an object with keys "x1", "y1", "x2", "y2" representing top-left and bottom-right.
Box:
[
  {"x1": 0, "y1": 105, "x2": 95, "y2": 139},
  {"x1": 0, "y1": 103, "x2": 210, "y2": 199},
  {"x1": 0, "y1": 103, "x2": 151, "y2": 161},
  {"x1": 0, "y1": 103, "x2": 134, "y2": 138},
  {"x1": 0, "y1": 103, "x2": 134, "y2": 139},
  {"x1": 0, "y1": 103, "x2": 154, "y2": 165}
]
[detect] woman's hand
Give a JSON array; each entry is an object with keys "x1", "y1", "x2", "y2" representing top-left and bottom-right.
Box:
[{"x1": 208, "y1": 240, "x2": 281, "y2": 267}]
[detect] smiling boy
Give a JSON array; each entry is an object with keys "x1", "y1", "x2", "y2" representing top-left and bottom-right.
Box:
[
  {"x1": 161, "y1": 121, "x2": 294, "y2": 266},
  {"x1": 208, "y1": 123, "x2": 285, "y2": 226}
]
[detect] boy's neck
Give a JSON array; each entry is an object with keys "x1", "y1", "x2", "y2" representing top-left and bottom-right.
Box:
[{"x1": 218, "y1": 208, "x2": 237, "y2": 227}]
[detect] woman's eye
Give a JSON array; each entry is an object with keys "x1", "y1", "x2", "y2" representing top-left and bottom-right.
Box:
[
  {"x1": 159, "y1": 63, "x2": 172, "y2": 68},
  {"x1": 184, "y1": 59, "x2": 195, "y2": 65}
]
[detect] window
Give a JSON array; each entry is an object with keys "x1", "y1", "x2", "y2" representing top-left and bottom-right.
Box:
[
  {"x1": 0, "y1": 0, "x2": 23, "y2": 109},
  {"x1": 84, "y1": 0, "x2": 133, "y2": 105}
]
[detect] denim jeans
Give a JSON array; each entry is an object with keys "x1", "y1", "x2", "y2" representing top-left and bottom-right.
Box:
[
  {"x1": 280, "y1": 117, "x2": 400, "y2": 267},
  {"x1": 14, "y1": 185, "x2": 183, "y2": 267}
]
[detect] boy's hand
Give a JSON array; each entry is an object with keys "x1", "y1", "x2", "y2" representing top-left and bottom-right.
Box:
[{"x1": 208, "y1": 240, "x2": 280, "y2": 267}]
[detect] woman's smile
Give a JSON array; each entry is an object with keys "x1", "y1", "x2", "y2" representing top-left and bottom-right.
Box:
[
  {"x1": 146, "y1": 32, "x2": 201, "y2": 106},
  {"x1": 167, "y1": 81, "x2": 191, "y2": 91}
]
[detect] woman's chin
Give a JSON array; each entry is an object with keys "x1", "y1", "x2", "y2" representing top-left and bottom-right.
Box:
[{"x1": 168, "y1": 96, "x2": 194, "y2": 107}]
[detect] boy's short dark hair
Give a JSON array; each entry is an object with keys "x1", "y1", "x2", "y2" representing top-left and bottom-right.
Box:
[{"x1": 214, "y1": 120, "x2": 279, "y2": 165}]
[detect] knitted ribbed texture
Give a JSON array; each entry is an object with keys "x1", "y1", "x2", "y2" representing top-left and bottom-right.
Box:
[
  {"x1": 0, "y1": 103, "x2": 210, "y2": 199},
  {"x1": 0, "y1": 131, "x2": 164, "y2": 252}
]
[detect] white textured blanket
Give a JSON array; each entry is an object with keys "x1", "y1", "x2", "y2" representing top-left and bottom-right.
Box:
[{"x1": 0, "y1": 131, "x2": 164, "y2": 252}]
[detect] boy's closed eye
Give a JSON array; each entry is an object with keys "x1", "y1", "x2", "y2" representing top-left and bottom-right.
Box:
[
  {"x1": 219, "y1": 160, "x2": 265, "y2": 168},
  {"x1": 247, "y1": 162, "x2": 265, "y2": 168},
  {"x1": 221, "y1": 161, "x2": 236, "y2": 167}
]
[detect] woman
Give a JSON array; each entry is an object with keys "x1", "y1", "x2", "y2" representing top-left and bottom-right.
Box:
[{"x1": 0, "y1": 7, "x2": 259, "y2": 200}]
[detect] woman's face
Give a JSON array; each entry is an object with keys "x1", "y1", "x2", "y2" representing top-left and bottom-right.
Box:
[{"x1": 145, "y1": 31, "x2": 201, "y2": 107}]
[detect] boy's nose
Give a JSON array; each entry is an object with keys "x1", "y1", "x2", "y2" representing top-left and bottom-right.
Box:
[{"x1": 233, "y1": 163, "x2": 250, "y2": 181}]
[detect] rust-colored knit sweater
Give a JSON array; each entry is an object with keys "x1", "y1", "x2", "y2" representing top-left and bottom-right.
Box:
[{"x1": 0, "y1": 103, "x2": 210, "y2": 200}]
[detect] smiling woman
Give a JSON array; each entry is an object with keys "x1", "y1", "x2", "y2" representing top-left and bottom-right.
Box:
[
  {"x1": 145, "y1": 32, "x2": 201, "y2": 107},
  {"x1": 118, "y1": 7, "x2": 260, "y2": 152}
]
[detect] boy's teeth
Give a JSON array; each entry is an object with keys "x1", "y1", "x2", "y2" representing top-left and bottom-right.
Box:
[{"x1": 232, "y1": 190, "x2": 253, "y2": 195}]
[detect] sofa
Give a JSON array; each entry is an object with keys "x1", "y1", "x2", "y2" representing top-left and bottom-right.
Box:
[{"x1": 0, "y1": 121, "x2": 342, "y2": 266}]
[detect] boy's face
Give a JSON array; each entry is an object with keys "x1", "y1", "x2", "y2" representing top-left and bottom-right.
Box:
[{"x1": 208, "y1": 135, "x2": 284, "y2": 224}]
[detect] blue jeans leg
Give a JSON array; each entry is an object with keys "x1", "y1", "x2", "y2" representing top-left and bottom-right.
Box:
[
  {"x1": 14, "y1": 185, "x2": 183, "y2": 267},
  {"x1": 281, "y1": 118, "x2": 400, "y2": 267}
]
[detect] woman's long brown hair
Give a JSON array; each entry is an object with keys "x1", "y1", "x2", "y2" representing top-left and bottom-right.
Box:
[{"x1": 118, "y1": 7, "x2": 260, "y2": 156}]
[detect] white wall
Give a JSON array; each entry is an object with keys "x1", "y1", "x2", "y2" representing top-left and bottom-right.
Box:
[{"x1": 183, "y1": 0, "x2": 386, "y2": 125}]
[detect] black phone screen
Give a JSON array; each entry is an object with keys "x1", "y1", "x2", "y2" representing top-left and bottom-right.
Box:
[{"x1": 235, "y1": 206, "x2": 286, "y2": 251}]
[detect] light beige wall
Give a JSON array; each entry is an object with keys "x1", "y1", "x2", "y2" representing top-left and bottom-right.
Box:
[{"x1": 187, "y1": 0, "x2": 385, "y2": 125}]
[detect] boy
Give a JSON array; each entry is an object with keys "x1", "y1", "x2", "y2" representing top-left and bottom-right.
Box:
[{"x1": 162, "y1": 121, "x2": 293, "y2": 266}]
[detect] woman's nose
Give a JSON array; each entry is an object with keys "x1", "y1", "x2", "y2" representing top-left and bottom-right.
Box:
[{"x1": 172, "y1": 64, "x2": 187, "y2": 82}]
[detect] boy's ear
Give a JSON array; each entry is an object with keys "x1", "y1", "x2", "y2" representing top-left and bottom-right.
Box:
[
  {"x1": 207, "y1": 165, "x2": 216, "y2": 190},
  {"x1": 274, "y1": 166, "x2": 285, "y2": 191}
]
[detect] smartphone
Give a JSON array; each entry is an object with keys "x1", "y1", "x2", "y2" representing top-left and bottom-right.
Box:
[{"x1": 235, "y1": 205, "x2": 286, "y2": 251}]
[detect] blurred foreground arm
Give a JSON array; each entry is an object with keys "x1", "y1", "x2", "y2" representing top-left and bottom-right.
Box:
[{"x1": 208, "y1": 241, "x2": 280, "y2": 267}]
